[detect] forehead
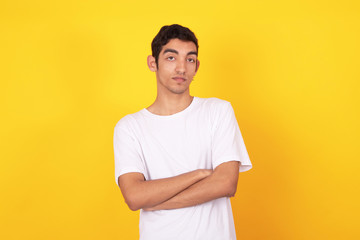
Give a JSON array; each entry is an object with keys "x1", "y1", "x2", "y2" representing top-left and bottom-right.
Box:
[{"x1": 160, "y1": 38, "x2": 197, "y2": 55}]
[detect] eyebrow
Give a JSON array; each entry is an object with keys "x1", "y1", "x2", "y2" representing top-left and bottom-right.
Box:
[{"x1": 163, "y1": 48, "x2": 198, "y2": 56}]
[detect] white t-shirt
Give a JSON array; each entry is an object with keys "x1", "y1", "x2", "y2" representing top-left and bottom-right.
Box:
[{"x1": 113, "y1": 97, "x2": 252, "y2": 240}]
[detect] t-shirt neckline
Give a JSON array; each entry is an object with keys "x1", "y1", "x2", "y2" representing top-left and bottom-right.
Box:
[{"x1": 141, "y1": 96, "x2": 198, "y2": 119}]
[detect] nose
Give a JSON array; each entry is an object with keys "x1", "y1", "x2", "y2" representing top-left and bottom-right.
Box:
[{"x1": 175, "y1": 59, "x2": 186, "y2": 74}]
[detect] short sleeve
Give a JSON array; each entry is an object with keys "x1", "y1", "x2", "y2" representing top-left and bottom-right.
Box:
[
  {"x1": 211, "y1": 101, "x2": 252, "y2": 172},
  {"x1": 113, "y1": 119, "x2": 147, "y2": 187}
]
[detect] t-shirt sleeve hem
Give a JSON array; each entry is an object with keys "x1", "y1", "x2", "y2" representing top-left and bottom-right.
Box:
[
  {"x1": 213, "y1": 156, "x2": 253, "y2": 173},
  {"x1": 115, "y1": 167, "x2": 147, "y2": 187}
]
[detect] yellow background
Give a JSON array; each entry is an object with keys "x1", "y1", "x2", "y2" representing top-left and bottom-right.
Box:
[{"x1": 1, "y1": 0, "x2": 359, "y2": 239}]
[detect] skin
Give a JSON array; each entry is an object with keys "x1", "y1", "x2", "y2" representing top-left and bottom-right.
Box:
[
  {"x1": 146, "y1": 38, "x2": 200, "y2": 115},
  {"x1": 119, "y1": 169, "x2": 213, "y2": 211},
  {"x1": 143, "y1": 161, "x2": 240, "y2": 211},
  {"x1": 118, "y1": 38, "x2": 240, "y2": 211}
]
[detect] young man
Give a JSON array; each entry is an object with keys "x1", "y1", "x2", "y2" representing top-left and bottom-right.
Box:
[{"x1": 113, "y1": 24, "x2": 252, "y2": 240}]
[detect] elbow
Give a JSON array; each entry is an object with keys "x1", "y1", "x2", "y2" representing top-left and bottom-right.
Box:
[
  {"x1": 224, "y1": 186, "x2": 237, "y2": 198},
  {"x1": 124, "y1": 195, "x2": 142, "y2": 211},
  {"x1": 228, "y1": 185, "x2": 237, "y2": 197},
  {"x1": 223, "y1": 180, "x2": 237, "y2": 197},
  {"x1": 127, "y1": 202, "x2": 140, "y2": 211},
  {"x1": 126, "y1": 199, "x2": 141, "y2": 211}
]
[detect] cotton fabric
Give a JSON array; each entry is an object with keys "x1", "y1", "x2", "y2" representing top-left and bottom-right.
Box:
[{"x1": 113, "y1": 97, "x2": 252, "y2": 240}]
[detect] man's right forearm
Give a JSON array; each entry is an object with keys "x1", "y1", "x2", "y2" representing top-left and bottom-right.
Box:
[{"x1": 118, "y1": 169, "x2": 212, "y2": 211}]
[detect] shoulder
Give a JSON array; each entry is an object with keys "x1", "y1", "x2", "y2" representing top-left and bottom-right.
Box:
[
  {"x1": 194, "y1": 97, "x2": 235, "y2": 128},
  {"x1": 195, "y1": 97, "x2": 232, "y2": 111},
  {"x1": 114, "y1": 110, "x2": 143, "y2": 134}
]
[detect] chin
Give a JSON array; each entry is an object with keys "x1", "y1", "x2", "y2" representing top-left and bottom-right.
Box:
[
  {"x1": 169, "y1": 88, "x2": 188, "y2": 94},
  {"x1": 171, "y1": 90, "x2": 187, "y2": 95}
]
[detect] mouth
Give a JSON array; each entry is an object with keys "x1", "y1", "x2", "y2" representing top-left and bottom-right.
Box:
[{"x1": 172, "y1": 77, "x2": 186, "y2": 83}]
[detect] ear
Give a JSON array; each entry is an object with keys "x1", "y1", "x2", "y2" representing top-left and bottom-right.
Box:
[
  {"x1": 147, "y1": 55, "x2": 157, "y2": 72},
  {"x1": 195, "y1": 59, "x2": 200, "y2": 73}
]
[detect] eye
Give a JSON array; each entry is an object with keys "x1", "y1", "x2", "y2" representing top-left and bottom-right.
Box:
[
  {"x1": 187, "y1": 58, "x2": 195, "y2": 63},
  {"x1": 167, "y1": 56, "x2": 175, "y2": 61}
]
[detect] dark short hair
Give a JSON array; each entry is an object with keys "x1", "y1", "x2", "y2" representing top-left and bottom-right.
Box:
[{"x1": 151, "y1": 24, "x2": 199, "y2": 65}]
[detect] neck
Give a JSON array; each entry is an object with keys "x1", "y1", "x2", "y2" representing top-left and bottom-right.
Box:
[{"x1": 147, "y1": 93, "x2": 194, "y2": 116}]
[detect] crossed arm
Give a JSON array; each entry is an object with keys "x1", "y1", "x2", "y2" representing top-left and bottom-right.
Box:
[{"x1": 118, "y1": 161, "x2": 240, "y2": 211}]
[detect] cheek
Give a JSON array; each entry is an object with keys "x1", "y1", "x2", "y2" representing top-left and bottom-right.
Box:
[
  {"x1": 158, "y1": 67, "x2": 172, "y2": 79},
  {"x1": 160, "y1": 62, "x2": 175, "y2": 72},
  {"x1": 187, "y1": 64, "x2": 197, "y2": 74},
  {"x1": 188, "y1": 62, "x2": 197, "y2": 69}
]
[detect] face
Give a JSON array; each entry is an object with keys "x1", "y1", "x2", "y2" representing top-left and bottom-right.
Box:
[{"x1": 148, "y1": 38, "x2": 199, "y2": 96}]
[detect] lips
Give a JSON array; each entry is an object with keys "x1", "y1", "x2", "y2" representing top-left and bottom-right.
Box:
[{"x1": 172, "y1": 77, "x2": 186, "y2": 82}]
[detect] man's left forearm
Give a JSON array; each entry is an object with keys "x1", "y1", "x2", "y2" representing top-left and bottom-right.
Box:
[{"x1": 144, "y1": 161, "x2": 240, "y2": 211}]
